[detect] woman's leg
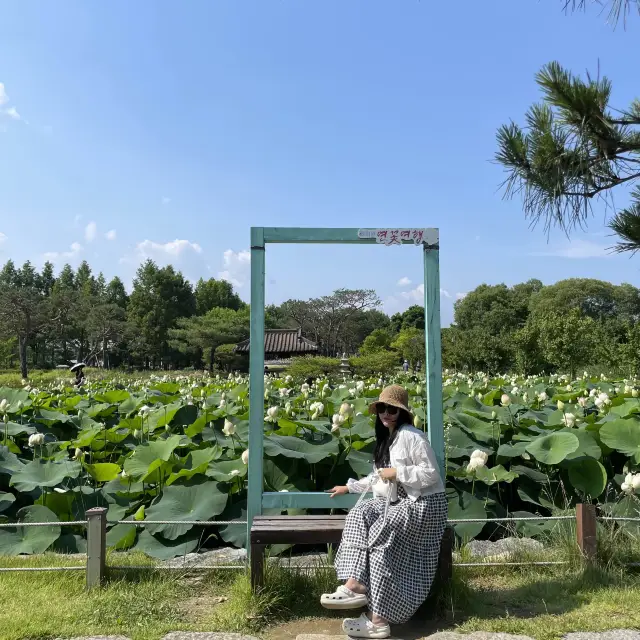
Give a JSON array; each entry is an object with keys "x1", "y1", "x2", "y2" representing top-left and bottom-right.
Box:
[{"x1": 335, "y1": 501, "x2": 385, "y2": 592}]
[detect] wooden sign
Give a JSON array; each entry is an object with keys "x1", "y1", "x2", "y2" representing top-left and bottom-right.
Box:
[{"x1": 357, "y1": 228, "x2": 439, "y2": 246}]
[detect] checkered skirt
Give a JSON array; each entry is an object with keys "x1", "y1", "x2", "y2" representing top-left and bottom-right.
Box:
[{"x1": 334, "y1": 484, "x2": 448, "y2": 624}]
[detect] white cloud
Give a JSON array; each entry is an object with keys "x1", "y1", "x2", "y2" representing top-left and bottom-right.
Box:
[
  {"x1": 43, "y1": 242, "x2": 83, "y2": 262},
  {"x1": 397, "y1": 277, "x2": 412, "y2": 287},
  {"x1": 218, "y1": 249, "x2": 251, "y2": 287},
  {"x1": 530, "y1": 239, "x2": 611, "y2": 259},
  {"x1": 456, "y1": 292, "x2": 467, "y2": 300},
  {"x1": 162, "y1": 196, "x2": 171, "y2": 205},
  {"x1": 399, "y1": 284, "x2": 453, "y2": 303},
  {"x1": 4, "y1": 107, "x2": 21, "y2": 121},
  {"x1": 85, "y1": 221, "x2": 97, "y2": 242},
  {"x1": 105, "y1": 229, "x2": 117, "y2": 241},
  {"x1": 136, "y1": 239, "x2": 203, "y2": 259},
  {"x1": 0, "y1": 83, "x2": 7, "y2": 106},
  {"x1": 0, "y1": 232, "x2": 7, "y2": 244},
  {"x1": 440, "y1": 289, "x2": 451, "y2": 298}
]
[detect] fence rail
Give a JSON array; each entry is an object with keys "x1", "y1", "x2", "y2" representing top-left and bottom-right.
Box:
[{"x1": 0, "y1": 503, "x2": 636, "y2": 586}]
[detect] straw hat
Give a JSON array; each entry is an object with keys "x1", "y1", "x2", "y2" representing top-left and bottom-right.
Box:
[{"x1": 369, "y1": 384, "x2": 414, "y2": 420}]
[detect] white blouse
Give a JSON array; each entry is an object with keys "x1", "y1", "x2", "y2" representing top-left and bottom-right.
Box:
[{"x1": 346, "y1": 425, "x2": 445, "y2": 501}]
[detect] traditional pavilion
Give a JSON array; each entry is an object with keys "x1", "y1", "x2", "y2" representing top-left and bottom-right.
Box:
[{"x1": 235, "y1": 328, "x2": 318, "y2": 370}]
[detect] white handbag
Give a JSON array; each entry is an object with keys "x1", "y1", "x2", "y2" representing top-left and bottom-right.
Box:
[{"x1": 371, "y1": 469, "x2": 398, "y2": 502}]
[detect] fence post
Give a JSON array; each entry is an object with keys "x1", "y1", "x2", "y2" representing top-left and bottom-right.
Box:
[
  {"x1": 576, "y1": 503, "x2": 597, "y2": 561},
  {"x1": 86, "y1": 507, "x2": 107, "y2": 589}
]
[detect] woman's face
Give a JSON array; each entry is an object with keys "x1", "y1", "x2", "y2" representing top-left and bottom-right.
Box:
[{"x1": 378, "y1": 404, "x2": 399, "y2": 430}]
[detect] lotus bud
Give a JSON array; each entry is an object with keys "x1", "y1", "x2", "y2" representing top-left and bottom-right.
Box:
[
  {"x1": 133, "y1": 429, "x2": 142, "y2": 439},
  {"x1": 339, "y1": 403, "x2": 353, "y2": 417},
  {"x1": 557, "y1": 400, "x2": 565, "y2": 411},
  {"x1": 500, "y1": 394, "x2": 511, "y2": 407},
  {"x1": 0, "y1": 399, "x2": 8, "y2": 415},
  {"x1": 413, "y1": 415, "x2": 423, "y2": 428},
  {"x1": 223, "y1": 419, "x2": 236, "y2": 436},
  {"x1": 522, "y1": 392, "x2": 529, "y2": 403},
  {"x1": 561, "y1": 413, "x2": 576, "y2": 428},
  {"x1": 491, "y1": 411, "x2": 497, "y2": 420},
  {"x1": 28, "y1": 432, "x2": 44, "y2": 447},
  {"x1": 578, "y1": 397, "x2": 587, "y2": 407},
  {"x1": 241, "y1": 449, "x2": 249, "y2": 465},
  {"x1": 74, "y1": 448, "x2": 84, "y2": 460}
]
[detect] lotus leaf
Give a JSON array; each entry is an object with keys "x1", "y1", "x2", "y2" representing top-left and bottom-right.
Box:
[
  {"x1": 525, "y1": 432, "x2": 579, "y2": 465},
  {"x1": 449, "y1": 411, "x2": 500, "y2": 443},
  {"x1": 0, "y1": 491, "x2": 16, "y2": 513},
  {"x1": 144, "y1": 480, "x2": 228, "y2": 539},
  {"x1": 106, "y1": 523, "x2": 137, "y2": 550},
  {"x1": 568, "y1": 458, "x2": 607, "y2": 498},
  {"x1": 0, "y1": 505, "x2": 60, "y2": 555},
  {"x1": 447, "y1": 489, "x2": 486, "y2": 539},
  {"x1": 10, "y1": 459, "x2": 81, "y2": 492},
  {"x1": 264, "y1": 434, "x2": 339, "y2": 463},
  {"x1": 205, "y1": 459, "x2": 248, "y2": 482},
  {"x1": 599, "y1": 419, "x2": 640, "y2": 463},
  {"x1": 474, "y1": 465, "x2": 518, "y2": 485},
  {"x1": 123, "y1": 435, "x2": 181, "y2": 479},
  {"x1": 135, "y1": 527, "x2": 201, "y2": 559},
  {"x1": 85, "y1": 463, "x2": 122, "y2": 482}
]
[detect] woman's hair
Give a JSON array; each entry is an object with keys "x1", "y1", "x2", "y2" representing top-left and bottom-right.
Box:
[{"x1": 373, "y1": 409, "x2": 412, "y2": 468}]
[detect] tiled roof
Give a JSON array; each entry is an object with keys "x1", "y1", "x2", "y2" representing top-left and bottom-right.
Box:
[{"x1": 235, "y1": 329, "x2": 318, "y2": 354}]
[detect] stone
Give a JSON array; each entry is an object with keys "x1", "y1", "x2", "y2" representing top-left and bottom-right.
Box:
[
  {"x1": 464, "y1": 537, "x2": 544, "y2": 560},
  {"x1": 162, "y1": 634, "x2": 260, "y2": 640},
  {"x1": 161, "y1": 547, "x2": 247, "y2": 568},
  {"x1": 565, "y1": 633, "x2": 640, "y2": 640},
  {"x1": 427, "y1": 633, "x2": 534, "y2": 640}
]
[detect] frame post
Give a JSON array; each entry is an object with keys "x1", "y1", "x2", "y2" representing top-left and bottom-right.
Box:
[
  {"x1": 576, "y1": 503, "x2": 597, "y2": 561},
  {"x1": 247, "y1": 227, "x2": 266, "y2": 546},
  {"x1": 424, "y1": 246, "x2": 445, "y2": 479}
]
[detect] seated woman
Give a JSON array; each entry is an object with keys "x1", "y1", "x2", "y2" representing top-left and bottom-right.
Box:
[{"x1": 321, "y1": 384, "x2": 446, "y2": 639}]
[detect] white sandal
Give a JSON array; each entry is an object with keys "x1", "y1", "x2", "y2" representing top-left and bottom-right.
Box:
[
  {"x1": 320, "y1": 585, "x2": 368, "y2": 609},
  {"x1": 342, "y1": 613, "x2": 391, "y2": 638}
]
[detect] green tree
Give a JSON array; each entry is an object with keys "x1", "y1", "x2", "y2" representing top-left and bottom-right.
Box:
[
  {"x1": 195, "y1": 278, "x2": 243, "y2": 314},
  {"x1": 169, "y1": 307, "x2": 249, "y2": 370},
  {"x1": 390, "y1": 328, "x2": 425, "y2": 368},
  {"x1": 86, "y1": 303, "x2": 126, "y2": 369},
  {"x1": 496, "y1": 61, "x2": 640, "y2": 250},
  {"x1": 360, "y1": 328, "x2": 393, "y2": 355},
  {"x1": 105, "y1": 276, "x2": 129, "y2": 308},
  {"x1": 127, "y1": 260, "x2": 196, "y2": 367},
  {"x1": 532, "y1": 310, "x2": 598, "y2": 379}
]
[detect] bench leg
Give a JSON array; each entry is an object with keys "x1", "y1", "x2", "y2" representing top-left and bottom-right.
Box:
[{"x1": 251, "y1": 544, "x2": 266, "y2": 591}]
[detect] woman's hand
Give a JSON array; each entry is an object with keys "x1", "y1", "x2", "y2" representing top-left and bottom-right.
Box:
[
  {"x1": 378, "y1": 468, "x2": 397, "y2": 481},
  {"x1": 326, "y1": 485, "x2": 349, "y2": 498}
]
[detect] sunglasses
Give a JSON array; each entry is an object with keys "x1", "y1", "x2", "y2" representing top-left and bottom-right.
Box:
[{"x1": 377, "y1": 403, "x2": 399, "y2": 416}]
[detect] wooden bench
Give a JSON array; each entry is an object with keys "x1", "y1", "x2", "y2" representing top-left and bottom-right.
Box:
[{"x1": 250, "y1": 514, "x2": 453, "y2": 595}]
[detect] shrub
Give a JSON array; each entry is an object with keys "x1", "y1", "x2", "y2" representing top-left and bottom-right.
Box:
[
  {"x1": 350, "y1": 351, "x2": 399, "y2": 376},
  {"x1": 287, "y1": 356, "x2": 341, "y2": 379},
  {"x1": 214, "y1": 344, "x2": 248, "y2": 372}
]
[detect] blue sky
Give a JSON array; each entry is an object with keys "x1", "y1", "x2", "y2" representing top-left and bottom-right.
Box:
[{"x1": 1, "y1": 0, "x2": 639, "y2": 325}]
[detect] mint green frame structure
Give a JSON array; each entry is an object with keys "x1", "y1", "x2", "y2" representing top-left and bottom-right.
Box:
[{"x1": 247, "y1": 227, "x2": 443, "y2": 544}]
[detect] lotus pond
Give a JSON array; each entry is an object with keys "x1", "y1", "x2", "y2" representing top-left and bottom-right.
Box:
[{"x1": 0, "y1": 370, "x2": 639, "y2": 559}]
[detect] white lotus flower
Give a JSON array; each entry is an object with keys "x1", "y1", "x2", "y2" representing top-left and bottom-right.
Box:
[
  {"x1": 74, "y1": 448, "x2": 84, "y2": 460},
  {"x1": 633, "y1": 474, "x2": 640, "y2": 491},
  {"x1": 349, "y1": 388, "x2": 356, "y2": 396},
  {"x1": 467, "y1": 450, "x2": 488, "y2": 472},
  {"x1": 310, "y1": 401, "x2": 324, "y2": 420},
  {"x1": 538, "y1": 392, "x2": 548, "y2": 402},
  {"x1": 522, "y1": 392, "x2": 529, "y2": 403},
  {"x1": 566, "y1": 385, "x2": 573, "y2": 392},
  {"x1": 241, "y1": 449, "x2": 249, "y2": 465},
  {"x1": 301, "y1": 383, "x2": 310, "y2": 396},
  {"x1": 511, "y1": 386, "x2": 519, "y2": 396},
  {"x1": 230, "y1": 469, "x2": 240, "y2": 477},
  {"x1": 578, "y1": 397, "x2": 588, "y2": 407},
  {"x1": 279, "y1": 388, "x2": 291, "y2": 398},
  {"x1": 339, "y1": 402, "x2": 353, "y2": 417},
  {"x1": 223, "y1": 419, "x2": 236, "y2": 436},
  {"x1": 595, "y1": 393, "x2": 610, "y2": 409},
  {"x1": 589, "y1": 388, "x2": 597, "y2": 398},
  {"x1": 500, "y1": 394, "x2": 511, "y2": 407},
  {"x1": 220, "y1": 399, "x2": 227, "y2": 408},
  {"x1": 622, "y1": 482, "x2": 632, "y2": 494},
  {"x1": 266, "y1": 406, "x2": 279, "y2": 422},
  {"x1": 285, "y1": 375, "x2": 293, "y2": 383},
  {"x1": 138, "y1": 405, "x2": 151, "y2": 417},
  {"x1": 562, "y1": 413, "x2": 576, "y2": 428},
  {"x1": 0, "y1": 399, "x2": 8, "y2": 415},
  {"x1": 356, "y1": 381, "x2": 365, "y2": 393},
  {"x1": 377, "y1": 378, "x2": 383, "y2": 387},
  {"x1": 332, "y1": 413, "x2": 346, "y2": 432},
  {"x1": 28, "y1": 433, "x2": 45, "y2": 447}
]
